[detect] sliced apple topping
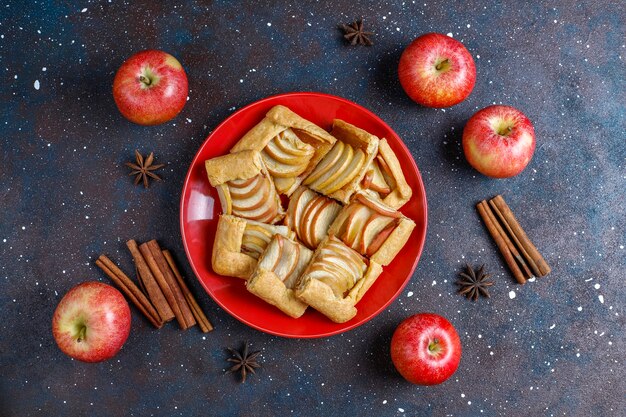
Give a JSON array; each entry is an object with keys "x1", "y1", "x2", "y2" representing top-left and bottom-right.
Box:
[
  {"x1": 286, "y1": 187, "x2": 341, "y2": 249},
  {"x1": 354, "y1": 194, "x2": 403, "y2": 218},
  {"x1": 228, "y1": 174, "x2": 280, "y2": 223},
  {"x1": 367, "y1": 158, "x2": 392, "y2": 196},
  {"x1": 376, "y1": 154, "x2": 397, "y2": 190},
  {"x1": 340, "y1": 204, "x2": 371, "y2": 249},
  {"x1": 312, "y1": 143, "x2": 353, "y2": 191},
  {"x1": 256, "y1": 235, "x2": 282, "y2": 271},
  {"x1": 361, "y1": 214, "x2": 396, "y2": 254},
  {"x1": 261, "y1": 129, "x2": 315, "y2": 178},
  {"x1": 303, "y1": 141, "x2": 345, "y2": 185},
  {"x1": 306, "y1": 238, "x2": 367, "y2": 298},
  {"x1": 255, "y1": 235, "x2": 312, "y2": 289},
  {"x1": 321, "y1": 148, "x2": 365, "y2": 194},
  {"x1": 366, "y1": 219, "x2": 399, "y2": 257}
]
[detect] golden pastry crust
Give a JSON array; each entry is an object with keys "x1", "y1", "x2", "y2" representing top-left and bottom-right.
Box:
[
  {"x1": 204, "y1": 149, "x2": 263, "y2": 187},
  {"x1": 304, "y1": 119, "x2": 379, "y2": 204},
  {"x1": 204, "y1": 150, "x2": 285, "y2": 224},
  {"x1": 327, "y1": 192, "x2": 416, "y2": 266},
  {"x1": 369, "y1": 138, "x2": 413, "y2": 209},
  {"x1": 246, "y1": 235, "x2": 313, "y2": 318},
  {"x1": 295, "y1": 236, "x2": 383, "y2": 323},
  {"x1": 211, "y1": 215, "x2": 292, "y2": 279},
  {"x1": 230, "y1": 105, "x2": 336, "y2": 195}
]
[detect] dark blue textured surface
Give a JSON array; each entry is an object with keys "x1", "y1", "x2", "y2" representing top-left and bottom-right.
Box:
[{"x1": 1, "y1": 1, "x2": 625, "y2": 416}]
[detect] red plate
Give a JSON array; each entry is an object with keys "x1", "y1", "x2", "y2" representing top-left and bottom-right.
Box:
[{"x1": 180, "y1": 92, "x2": 427, "y2": 338}]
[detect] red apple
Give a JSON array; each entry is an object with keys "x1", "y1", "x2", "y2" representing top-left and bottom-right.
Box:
[
  {"x1": 391, "y1": 313, "x2": 461, "y2": 385},
  {"x1": 462, "y1": 105, "x2": 536, "y2": 178},
  {"x1": 52, "y1": 282, "x2": 131, "y2": 363},
  {"x1": 113, "y1": 50, "x2": 188, "y2": 125},
  {"x1": 398, "y1": 33, "x2": 476, "y2": 108}
]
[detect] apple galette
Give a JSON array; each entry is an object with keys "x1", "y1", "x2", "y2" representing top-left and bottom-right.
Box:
[
  {"x1": 328, "y1": 192, "x2": 415, "y2": 266},
  {"x1": 359, "y1": 138, "x2": 413, "y2": 209},
  {"x1": 303, "y1": 119, "x2": 379, "y2": 204},
  {"x1": 205, "y1": 149, "x2": 284, "y2": 224},
  {"x1": 284, "y1": 186, "x2": 342, "y2": 249},
  {"x1": 205, "y1": 105, "x2": 417, "y2": 323},
  {"x1": 246, "y1": 234, "x2": 313, "y2": 318},
  {"x1": 230, "y1": 105, "x2": 336, "y2": 196},
  {"x1": 295, "y1": 236, "x2": 383, "y2": 323},
  {"x1": 212, "y1": 214, "x2": 294, "y2": 279}
]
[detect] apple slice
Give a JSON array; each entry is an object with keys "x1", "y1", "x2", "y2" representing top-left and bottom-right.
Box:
[
  {"x1": 228, "y1": 176, "x2": 257, "y2": 189},
  {"x1": 311, "y1": 143, "x2": 353, "y2": 191},
  {"x1": 340, "y1": 204, "x2": 371, "y2": 249},
  {"x1": 262, "y1": 151, "x2": 309, "y2": 178},
  {"x1": 264, "y1": 136, "x2": 304, "y2": 165},
  {"x1": 366, "y1": 219, "x2": 399, "y2": 256},
  {"x1": 354, "y1": 194, "x2": 402, "y2": 218},
  {"x1": 231, "y1": 179, "x2": 270, "y2": 212},
  {"x1": 376, "y1": 154, "x2": 397, "y2": 190},
  {"x1": 273, "y1": 239, "x2": 299, "y2": 284},
  {"x1": 275, "y1": 129, "x2": 315, "y2": 158},
  {"x1": 228, "y1": 175, "x2": 264, "y2": 199},
  {"x1": 303, "y1": 141, "x2": 344, "y2": 185},
  {"x1": 299, "y1": 196, "x2": 326, "y2": 248},
  {"x1": 216, "y1": 185, "x2": 232, "y2": 214},
  {"x1": 368, "y1": 159, "x2": 392, "y2": 195},
  {"x1": 326, "y1": 239, "x2": 366, "y2": 277},
  {"x1": 257, "y1": 236, "x2": 282, "y2": 272},
  {"x1": 322, "y1": 148, "x2": 365, "y2": 194},
  {"x1": 244, "y1": 223, "x2": 274, "y2": 241},
  {"x1": 291, "y1": 187, "x2": 315, "y2": 232},
  {"x1": 309, "y1": 199, "x2": 342, "y2": 247},
  {"x1": 241, "y1": 234, "x2": 269, "y2": 259},
  {"x1": 360, "y1": 214, "x2": 395, "y2": 254},
  {"x1": 285, "y1": 244, "x2": 313, "y2": 289}
]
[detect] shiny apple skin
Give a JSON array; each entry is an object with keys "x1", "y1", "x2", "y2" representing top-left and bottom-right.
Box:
[
  {"x1": 391, "y1": 313, "x2": 462, "y2": 385},
  {"x1": 113, "y1": 50, "x2": 188, "y2": 125},
  {"x1": 462, "y1": 105, "x2": 536, "y2": 178},
  {"x1": 52, "y1": 282, "x2": 131, "y2": 363},
  {"x1": 398, "y1": 33, "x2": 476, "y2": 108}
]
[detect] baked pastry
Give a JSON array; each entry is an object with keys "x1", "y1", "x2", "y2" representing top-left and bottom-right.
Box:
[
  {"x1": 246, "y1": 234, "x2": 313, "y2": 318},
  {"x1": 204, "y1": 150, "x2": 284, "y2": 224},
  {"x1": 303, "y1": 119, "x2": 379, "y2": 203},
  {"x1": 359, "y1": 138, "x2": 412, "y2": 209},
  {"x1": 328, "y1": 192, "x2": 415, "y2": 265},
  {"x1": 284, "y1": 186, "x2": 342, "y2": 249},
  {"x1": 295, "y1": 236, "x2": 383, "y2": 323},
  {"x1": 230, "y1": 105, "x2": 336, "y2": 195},
  {"x1": 212, "y1": 214, "x2": 294, "y2": 279}
]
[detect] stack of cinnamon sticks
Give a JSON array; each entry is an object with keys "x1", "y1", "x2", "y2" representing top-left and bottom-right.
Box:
[
  {"x1": 477, "y1": 195, "x2": 550, "y2": 284},
  {"x1": 96, "y1": 239, "x2": 213, "y2": 333}
]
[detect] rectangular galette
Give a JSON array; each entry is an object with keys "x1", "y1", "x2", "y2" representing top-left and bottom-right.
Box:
[
  {"x1": 246, "y1": 234, "x2": 313, "y2": 318},
  {"x1": 303, "y1": 119, "x2": 379, "y2": 204},
  {"x1": 212, "y1": 214, "x2": 294, "y2": 279},
  {"x1": 204, "y1": 149, "x2": 284, "y2": 224},
  {"x1": 328, "y1": 192, "x2": 415, "y2": 266},
  {"x1": 230, "y1": 105, "x2": 337, "y2": 196},
  {"x1": 295, "y1": 236, "x2": 383, "y2": 323}
]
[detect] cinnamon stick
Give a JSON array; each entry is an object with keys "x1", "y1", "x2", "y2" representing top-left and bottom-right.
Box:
[
  {"x1": 126, "y1": 240, "x2": 175, "y2": 323},
  {"x1": 477, "y1": 201, "x2": 526, "y2": 284},
  {"x1": 140, "y1": 240, "x2": 196, "y2": 330},
  {"x1": 491, "y1": 195, "x2": 551, "y2": 277},
  {"x1": 489, "y1": 199, "x2": 541, "y2": 278},
  {"x1": 483, "y1": 200, "x2": 533, "y2": 279},
  {"x1": 163, "y1": 249, "x2": 214, "y2": 333},
  {"x1": 96, "y1": 255, "x2": 162, "y2": 328}
]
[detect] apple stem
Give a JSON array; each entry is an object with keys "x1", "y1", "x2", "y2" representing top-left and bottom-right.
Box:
[
  {"x1": 435, "y1": 59, "x2": 448, "y2": 71},
  {"x1": 428, "y1": 338, "x2": 440, "y2": 352},
  {"x1": 139, "y1": 75, "x2": 151, "y2": 86},
  {"x1": 76, "y1": 325, "x2": 87, "y2": 343}
]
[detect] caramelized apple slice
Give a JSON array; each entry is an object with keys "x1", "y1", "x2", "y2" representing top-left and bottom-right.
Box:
[
  {"x1": 366, "y1": 219, "x2": 398, "y2": 256},
  {"x1": 309, "y1": 199, "x2": 341, "y2": 248},
  {"x1": 272, "y1": 236, "x2": 299, "y2": 284},
  {"x1": 368, "y1": 159, "x2": 392, "y2": 195},
  {"x1": 228, "y1": 175, "x2": 264, "y2": 199},
  {"x1": 291, "y1": 187, "x2": 315, "y2": 233},
  {"x1": 299, "y1": 196, "x2": 326, "y2": 248},
  {"x1": 354, "y1": 194, "x2": 402, "y2": 218},
  {"x1": 340, "y1": 204, "x2": 371, "y2": 249},
  {"x1": 303, "y1": 141, "x2": 344, "y2": 185},
  {"x1": 322, "y1": 148, "x2": 365, "y2": 194},
  {"x1": 376, "y1": 154, "x2": 397, "y2": 190},
  {"x1": 360, "y1": 214, "x2": 395, "y2": 254},
  {"x1": 311, "y1": 144, "x2": 353, "y2": 190},
  {"x1": 216, "y1": 185, "x2": 232, "y2": 214},
  {"x1": 231, "y1": 179, "x2": 270, "y2": 212},
  {"x1": 228, "y1": 176, "x2": 258, "y2": 189},
  {"x1": 284, "y1": 244, "x2": 312, "y2": 289}
]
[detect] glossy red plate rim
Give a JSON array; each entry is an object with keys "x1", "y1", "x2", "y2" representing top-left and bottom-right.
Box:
[{"x1": 180, "y1": 92, "x2": 428, "y2": 338}]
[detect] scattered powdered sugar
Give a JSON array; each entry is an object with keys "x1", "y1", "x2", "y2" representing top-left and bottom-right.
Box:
[
  {"x1": 598, "y1": 295, "x2": 604, "y2": 304},
  {"x1": 34, "y1": 80, "x2": 40, "y2": 90},
  {"x1": 594, "y1": 283, "x2": 600, "y2": 289},
  {"x1": 577, "y1": 306, "x2": 583, "y2": 311},
  {"x1": 508, "y1": 291, "x2": 516, "y2": 299},
  {"x1": 407, "y1": 291, "x2": 414, "y2": 297}
]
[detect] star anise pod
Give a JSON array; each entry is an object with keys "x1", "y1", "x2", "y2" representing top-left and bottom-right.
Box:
[
  {"x1": 225, "y1": 341, "x2": 261, "y2": 383},
  {"x1": 125, "y1": 150, "x2": 165, "y2": 188},
  {"x1": 457, "y1": 264, "x2": 494, "y2": 301},
  {"x1": 339, "y1": 19, "x2": 374, "y2": 46}
]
